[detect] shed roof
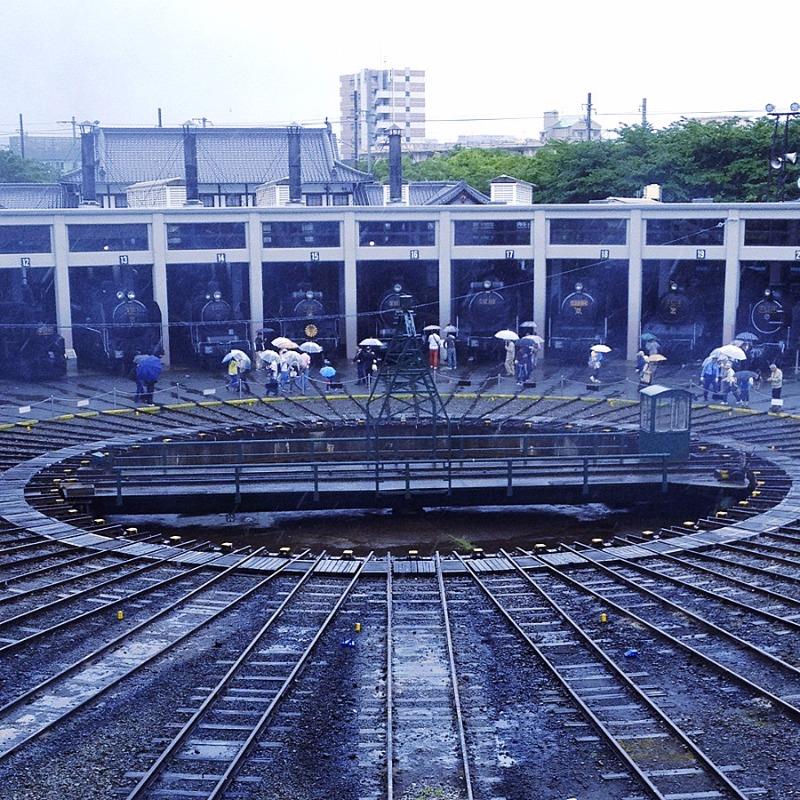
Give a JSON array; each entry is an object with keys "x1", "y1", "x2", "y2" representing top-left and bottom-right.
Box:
[{"x1": 0, "y1": 183, "x2": 68, "y2": 209}]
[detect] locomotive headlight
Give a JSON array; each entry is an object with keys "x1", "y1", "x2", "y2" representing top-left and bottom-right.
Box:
[
  {"x1": 765, "y1": 288, "x2": 772, "y2": 297},
  {"x1": 670, "y1": 282, "x2": 678, "y2": 292},
  {"x1": 306, "y1": 290, "x2": 314, "y2": 300},
  {"x1": 127, "y1": 291, "x2": 136, "y2": 300},
  {"x1": 575, "y1": 282, "x2": 584, "y2": 292},
  {"x1": 205, "y1": 293, "x2": 211, "y2": 300},
  {"x1": 116, "y1": 291, "x2": 125, "y2": 300},
  {"x1": 483, "y1": 279, "x2": 492, "y2": 290},
  {"x1": 213, "y1": 291, "x2": 222, "y2": 301},
  {"x1": 393, "y1": 283, "x2": 402, "y2": 293}
]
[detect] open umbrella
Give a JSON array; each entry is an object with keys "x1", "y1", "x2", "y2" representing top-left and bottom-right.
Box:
[
  {"x1": 443, "y1": 325, "x2": 458, "y2": 334},
  {"x1": 257, "y1": 350, "x2": 280, "y2": 366},
  {"x1": 359, "y1": 338, "x2": 384, "y2": 347},
  {"x1": 135, "y1": 355, "x2": 162, "y2": 382},
  {"x1": 715, "y1": 344, "x2": 747, "y2": 361},
  {"x1": 519, "y1": 321, "x2": 538, "y2": 329},
  {"x1": 734, "y1": 332, "x2": 759, "y2": 342},
  {"x1": 494, "y1": 329, "x2": 519, "y2": 341},
  {"x1": 422, "y1": 324, "x2": 441, "y2": 332},
  {"x1": 647, "y1": 353, "x2": 667, "y2": 362},
  {"x1": 735, "y1": 370, "x2": 759, "y2": 380},
  {"x1": 640, "y1": 332, "x2": 659, "y2": 342},
  {"x1": 591, "y1": 344, "x2": 612, "y2": 353},
  {"x1": 299, "y1": 341, "x2": 324, "y2": 354},
  {"x1": 522, "y1": 334, "x2": 544, "y2": 345},
  {"x1": 320, "y1": 365, "x2": 336, "y2": 379},
  {"x1": 271, "y1": 336, "x2": 298, "y2": 350}
]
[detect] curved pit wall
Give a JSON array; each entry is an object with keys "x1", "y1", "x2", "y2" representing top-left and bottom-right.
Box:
[{"x1": 0, "y1": 408, "x2": 793, "y2": 575}]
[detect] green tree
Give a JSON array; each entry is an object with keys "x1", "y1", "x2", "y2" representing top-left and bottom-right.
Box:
[
  {"x1": 0, "y1": 150, "x2": 60, "y2": 183},
  {"x1": 360, "y1": 117, "x2": 788, "y2": 203}
]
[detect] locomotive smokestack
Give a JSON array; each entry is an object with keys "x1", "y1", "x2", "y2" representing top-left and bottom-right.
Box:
[
  {"x1": 79, "y1": 121, "x2": 98, "y2": 205},
  {"x1": 183, "y1": 124, "x2": 201, "y2": 205},
  {"x1": 388, "y1": 126, "x2": 402, "y2": 204},
  {"x1": 288, "y1": 124, "x2": 302, "y2": 204}
]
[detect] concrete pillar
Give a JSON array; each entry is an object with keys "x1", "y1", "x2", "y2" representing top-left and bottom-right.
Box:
[
  {"x1": 247, "y1": 215, "x2": 264, "y2": 340},
  {"x1": 438, "y1": 210, "x2": 452, "y2": 329},
  {"x1": 533, "y1": 209, "x2": 547, "y2": 345},
  {"x1": 151, "y1": 214, "x2": 170, "y2": 367},
  {"x1": 626, "y1": 209, "x2": 643, "y2": 361},
  {"x1": 722, "y1": 210, "x2": 741, "y2": 345},
  {"x1": 343, "y1": 212, "x2": 358, "y2": 359},
  {"x1": 52, "y1": 217, "x2": 73, "y2": 351}
]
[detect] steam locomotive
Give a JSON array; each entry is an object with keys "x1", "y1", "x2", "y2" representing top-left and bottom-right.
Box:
[
  {"x1": 281, "y1": 289, "x2": 340, "y2": 351},
  {"x1": 188, "y1": 288, "x2": 250, "y2": 369},
  {"x1": 457, "y1": 278, "x2": 517, "y2": 361},
  {"x1": 73, "y1": 287, "x2": 162, "y2": 373},
  {"x1": 548, "y1": 282, "x2": 606, "y2": 357},
  {"x1": 0, "y1": 302, "x2": 66, "y2": 381},
  {"x1": 641, "y1": 281, "x2": 704, "y2": 358},
  {"x1": 377, "y1": 282, "x2": 415, "y2": 339},
  {"x1": 741, "y1": 287, "x2": 790, "y2": 369}
]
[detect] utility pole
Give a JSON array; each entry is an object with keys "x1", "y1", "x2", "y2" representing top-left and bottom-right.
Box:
[
  {"x1": 641, "y1": 97, "x2": 647, "y2": 127},
  {"x1": 586, "y1": 92, "x2": 592, "y2": 141},
  {"x1": 57, "y1": 116, "x2": 78, "y2": 138},
  {"x1": 18, "y1": 113, "x2": 25, "y2": 158}
]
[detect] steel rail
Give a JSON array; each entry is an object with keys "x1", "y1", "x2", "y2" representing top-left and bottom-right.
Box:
[
  {"x1": 518, "y1": 548, "x2": 800, "y2": 721},
  {"x1": 558, "y1": 543, "x2": 800, "y2": 677},
  {"x1": 623, "y1": 533, "x2": 800, "y2": 583},
  {"x1": 0, "y1": 539, "x2": 73, "y2": 564},
  {"x1": 454, "y1": 552, "x2": 673, "y2": 800},
  {"x1": 124, "y1": 549, "x2": 330, "y2": 799},
  {"x1": 434, "y1": 553, "x2": 475, "y2": 800},
  {"x1": 615, "y1": 536, "x2": 800, "y2": 605},
  {"x1": 496, "y1": 549, "x2": 751, "y2": 800},
  {"x1": 0, "y1": 540, "x2": 208, "y2": 653},
  {"x1": 726, "y1": 538, "x2": 800, "y2": 560},
  {"x1": 206, "y1": 552, "x2": 374, "y2": 800},
  {"x1": 583, "y1": 546, "x2": 800, "y2": 630},
  {"x1": 385, "y1": 553, "x2": 394, "y2": 800},
  {"x1": 0, "y1": 534, "x2": 164, "y2": 597},
  {"x1": 0, "y1": 547, "x2": 306, "y2": 763}
]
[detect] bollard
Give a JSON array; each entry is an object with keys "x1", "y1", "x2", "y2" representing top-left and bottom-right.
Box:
[
  {"x1": 354, "y1": 622, "x2": 362, "y2": 634},
  {"x1": 682, "y1": 521, "x2": 695, "y2": 528},
  {"x1": 472, "y1": 547, "x2": 485, "y2": 559},
  {"x1": 591, "y1": 538, "x2": 604, "y2": 548},
  {"x1": 600, "y1": 612, "x2": 608, "y2": 624},
  {"x1": 117, "y1": 610, "x2": 124, "y2": 621},
  {"x1": 279, "y1": 546, "x2": 291, "y2": 557},
  {"x1": 125, "y1": 527, "x2": 138, "y2": 536},
  {"x1": 534, "y1": 543, "x2": 547, "y2": 554},
  {"x1": 169, "y1": 535, "x2": 182, "y2": 544},
  {"x1": 221, "y1": 542, "x2": 233, "y2": 553},
  {"x1": 93, "y1": 518, "x2": 106, "y2": 525},
  {"x1": 408, "y1": 549, "x2": 419, "y2": 560},
  {"x1": 342, "y1": 549, "x2": 354, "y2": 560}
]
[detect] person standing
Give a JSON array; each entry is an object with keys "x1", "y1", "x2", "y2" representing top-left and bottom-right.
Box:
[
  {"x1": 720, "y1": 363, "x2": 739, "y2": 405},
  {"x1": 638, "y1": 356, "x2": 655, "y2": 390},
  {"x1": 445, "y1": 331, "x2": 457, "y2": 369},
  {"x1": 354, "y1": 346, "x2": 368, "y2": 385},
  {"x1": 588, "y1": 349, "x2": 603, "y2": 384},
  {"x1": 428, "y1": 330, "x2": 442, "y2": 369},
  {"x1": 701, "y1": 358, "x2": 717, "y2": 402},
  {"x1": 504, "y1": 339, "x2": 516, "y2": 376},
  {"x1": 768, "y1": 363, "x2": 784, "y2": 411},
  {"x1": 226, "y1": 357, "x2": 240, "y2": 391}
]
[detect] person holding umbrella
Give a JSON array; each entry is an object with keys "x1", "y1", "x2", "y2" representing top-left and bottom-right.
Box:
[{"x1": 320, "y1": 361, "x2": 337, "y2": 391}]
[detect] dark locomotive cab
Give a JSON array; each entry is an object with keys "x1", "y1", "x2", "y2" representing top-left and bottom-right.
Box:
[
  {"x1": 548, "y1": 281, "x2": 605, "y2": 357},
  {"x1": 458, "y1": 278, "x2": 518, "y2": 362},
  {"x1": 189, "y1": 285, "x2": 250, "y2": 369},
  {"x1": 281, "y1": 288, "x2": 340, "y2": 352},
  {"x1": 378, "y1": 282, "x2": 414, "y2": 340}
]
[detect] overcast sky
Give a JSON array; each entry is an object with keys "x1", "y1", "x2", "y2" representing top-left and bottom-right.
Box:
[{"x1": 1, "y1": 0, "x2": 797, "y2": 143}]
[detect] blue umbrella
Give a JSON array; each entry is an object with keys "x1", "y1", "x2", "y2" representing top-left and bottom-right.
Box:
[
  {"x1": 136, "y1": 355, "x2": 162, "y2": 382},
  {"x1": 320, "y1": 365, "x2": 336, "y2": 379}
]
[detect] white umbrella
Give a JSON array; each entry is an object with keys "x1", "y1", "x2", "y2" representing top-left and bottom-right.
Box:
[
  {"x1": 299, "y1": 341, "x2": 324, "y2": 354},
  {"x1": 271, "y1": 336, "x2": 298, "y2": 350},
  {"x1": 715, "y1": 344, "x2": 747, "y2": 361},
  {"x1": 494, "y1": 329, "x2": 519, "y2": 341},
  {"x1": 647, "y1": 353, "x2": 667, "y2": 362},
  {"x1": 591, "y1": 344, "x2": 612, "y2": 353},
  {"x1": 522, "y1": 334, "x2": 544, "y2": 345},
  {"x1": 443, "y1": 325, "x2": 458, "y2": 334},
  {"x1": 359, "y1": 338, "x2": 384, "y2": 347},
  {"x1": 257, "y1": 349, "x2": 280, "y2": 364},
  {"x1": 222, "y1": 349, "x2": 249, "y2": 364},
  {"x1": 519, "y1": 321, "x2": 538, "y2": 329},
  {"x1": 283, "y1": 350, "x2": 303, "y2": 364},
  {"x1": 422, "y1": 324, "x2": 441, "y2": 332}
]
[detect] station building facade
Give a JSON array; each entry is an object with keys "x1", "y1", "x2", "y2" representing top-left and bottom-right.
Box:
[{"x1": 1, "y1": 202, "x2": 799, "y2": 367}]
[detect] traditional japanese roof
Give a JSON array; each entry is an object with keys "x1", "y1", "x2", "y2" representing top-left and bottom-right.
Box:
[
  {"x1": 417, "y1": 180, "x2": 491, "y2": 205},
  {"x1": 0, "y1": 183, "x2": 69, "y2": 209},
  {"x1": 67, "y1": 126, "x2": 374, "y2": 187}
]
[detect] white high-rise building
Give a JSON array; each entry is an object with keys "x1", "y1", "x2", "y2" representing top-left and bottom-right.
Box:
[{"x1": 339, "y1": 67, "x2": 426, "y2": 161}]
